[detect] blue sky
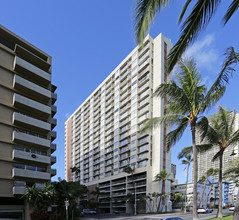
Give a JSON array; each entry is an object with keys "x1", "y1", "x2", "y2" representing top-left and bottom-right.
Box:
[{"x1": 1, "y1": 1, "x2": 239, "y2": 184}]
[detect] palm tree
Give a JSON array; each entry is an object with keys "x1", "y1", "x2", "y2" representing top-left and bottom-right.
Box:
[
  {"x1": 154, "y1": 169, "x2": 172, "y2": 212},
  {"x1": 22, "y1": 184, "x2": 55, "y2": 211},
  {"x1": 181, "y1": 154, "x2": 192, "y2": 213},
  {"x1": 123, "y1": 166, "x2": 137, "y2": 215},
  {"x1": 199, "y1": 107, "x2": 239, "y2": 217},
  {"x1": 141, "y1": 57, "x2": 236, "y2": 219},
  {"x1": 133, "y1": 0, "x2": 239, "y2": 71},
  {"x1": 224, "y1": 157, "x2": 239, "y2": 220}
]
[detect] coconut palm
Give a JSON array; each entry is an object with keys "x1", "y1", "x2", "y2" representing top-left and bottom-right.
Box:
[
  {"x1": 133, "y1": 0, "x2": 239, "y2": 71},
  {"x1": 154, "y1": 169, "x2": 172, "y2": 212},
  {"x1": 123, "y1": 166, "x2": 137, "y2": 215},
  {"x1": 141, "y1": 56, "x2": 237, "y2": 219},
  {"x1": 198, "y1": 107, "x2": 239, "y2": 217},
  {"x1": 224, "y1": 157, "x2": 239, "y2": 220},
  {"x1": 22, "y1": 184, "x2": 55, "y2": 211},
  {"x1": 181, "y1": 154, "x2": 192, "y2": 213}
]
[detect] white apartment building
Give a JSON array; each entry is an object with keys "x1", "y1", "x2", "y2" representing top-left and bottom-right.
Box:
[
  {"x1": 65, "y1": 34, "x2": 172, "y2": 214},
  {"x1": 171, "y1": 183, "x2": 211, "y2": 211},
  {"x1": 195, "y1": 114, "x2": 239, "y2": 180}
]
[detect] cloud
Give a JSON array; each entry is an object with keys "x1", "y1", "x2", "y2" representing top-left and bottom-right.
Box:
[{"x1": 184, "y1": 34, "x2": 219, "y2": 73}]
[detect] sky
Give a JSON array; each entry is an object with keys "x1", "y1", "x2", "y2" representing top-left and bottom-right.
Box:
[{"x1": 1, "y1": 1, "x2": 239, "y2": 184}]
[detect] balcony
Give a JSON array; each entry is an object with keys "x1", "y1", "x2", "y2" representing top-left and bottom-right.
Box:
[
  {"x1": 13, "y1": 130, "x2": 50, "y2": 148},
  {"x1": 51, "y1": 118, "x2": 57, "y2": 129},
  {"x1": 51, "y1": 143, "x2": 56, "y2": 153},
  {"x1": 13, "y1": 186, "x2": 26, "y2": 195},
  {"x1": 14, "y1": 44, "x2": 51, "y2": 72},
  {"x1": 13, "y1": 56, "x2": 51, "y2": 86},
  {"x1": 13, "y1": 93, "x2": 51, "y2": 118},
  {"x1": 51, "y1": 131, "x2": 57, "y2": 141},
  {"x1": 51, "y1": 169, "x2": 57, "y2": 177},
  {"x1": 13, "y1": 75, "x2": 51, "y2": 103},
  {"x1": 12, "y1": 168, "x2": 50, "y2": 180},
  {"x1": 51, "y1": 105, "x2": 57, "y2": 117},
  {"x1": 52, "y1": 92, "x2": 57, "y2": 103},
  {"x1": 13, "y1": 112, "x2": 50, "y2": 134},
  {"x1": 138, "y1": 66, "x2": 150, "y2": 79},
  {"x1": 51, "y1": 156, "x2": 56, "y2": 164},
  {"x1": 12, "y1": 149, "x2": 50, "y2": 164}
]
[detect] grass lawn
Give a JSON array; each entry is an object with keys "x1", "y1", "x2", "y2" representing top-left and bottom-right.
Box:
[{"x1": 209, "y1": 215, "x2": 233, "y2": 220}]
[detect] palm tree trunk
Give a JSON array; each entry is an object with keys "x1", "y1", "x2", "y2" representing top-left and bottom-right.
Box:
[
  {"x1": 217, "y1": 154, "x2": 223, "y2": 218},
  {"x1": 233, "y1": 189, "x2": 239, "y2": 220},
  {"x1": 199, "y1": 182, "x2": 206, "y2": 208},
  {"x1": 184, "y1": 165, "x2": 189, "y2": 213},
  {"x1": 191, "y1": 122, "x2": 199, "y2": 220}
]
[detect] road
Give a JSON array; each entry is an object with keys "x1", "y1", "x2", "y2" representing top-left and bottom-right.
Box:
[{"x1": 79, "y1": 209, "x2": 233, "y2": 220}]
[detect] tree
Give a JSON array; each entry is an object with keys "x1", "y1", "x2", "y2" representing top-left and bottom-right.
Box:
[
  {"x1": 53, "y1": 180, "x2": 88, "y2": 216},
  {"x1": 181, "y1": 153, "x2": 192, "y2": 213},
  {"x1": 123, "y1": 166, "x2": 137, "y2": 215},
  {"x1": 154, "y1": 169, "x2": 172, "y2": 212},
  {"x1": 22, "y1": 184, "x2": 55, "y2": 211},
  {"x1": 90, "y1": 187, "x2": 101, "y2": 212},
  {"x1": 224, "y1": 157, "x2": 239, "y2": 220},
  {"x1": 199, "y1": 107, "x2": 239, "y2": 217},
  {"x1": 133, "y1": 0, "x2": 239, "y2": 72},
  {"x1": 141, "y1": 57, "x2": 236, "y2": 219},
  {"x1": 171, "y1": 192, "x2": 183, "y2": 206}
]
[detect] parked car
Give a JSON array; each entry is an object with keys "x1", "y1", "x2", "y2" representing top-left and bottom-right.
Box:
[
  {"x1": 229, "y1": 206, "x2": 235, "y2": 211},
  {"x1": 205, "y1": 207, "x2": 213, "y2": 213},
  {"x1": 82, "y1": 209, "x2": 96, "y2": 214},
  {"x1": 197, "y1": 208, "x2": 207, "y2": 214}
]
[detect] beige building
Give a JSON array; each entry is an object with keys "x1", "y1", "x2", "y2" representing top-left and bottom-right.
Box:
[
  {"x1": 65, "y1": 34, "x2": 173, "y2": 214},
  {"x1": 0, "y1": 25, "x2": 57, "y2": 219}
]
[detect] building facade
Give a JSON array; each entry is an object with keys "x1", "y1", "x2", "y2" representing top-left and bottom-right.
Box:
[
  {"x1": 0, "y1": 25, "x2": 57, "y2": 219},
  {"x1": 209, "y1": 181, "x2": 230, "y2": 207},
  {"x1": 65, "y1": 34, "x2": 172, "y2": 214},
  {"x1": 171, "y1": 182, "x2": 210, "y2": 211}
]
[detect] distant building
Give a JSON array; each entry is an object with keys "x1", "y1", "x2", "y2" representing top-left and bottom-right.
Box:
[
  {"x1": 209, "y1": 181, "x2": 230, "y2": 207},
  {"x1": 171, "y1": 182, "x2": 210, "y2": 210},
  {"x1": 171, "y1": 164, "x2": 176, "y2": 179},
  {"x1": 229, "y1": 182, "x2": 239, "y2": 205},
  {"x1": 194, "y1": 114, "x2": 239, "y2": 181},
  {"x1": 65, "y1": 33, "x2": 173, "y2": 214},
  {"x1": 0, "y1": 25, "x2": 57, "y2": 219}
]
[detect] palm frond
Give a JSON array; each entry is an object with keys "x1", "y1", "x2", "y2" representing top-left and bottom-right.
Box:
[
  {"x1": 178, "y1": 146, "x2": 192, "y2": 159},
  {"x1": 140, "y1": 114, "x2": 183, "y2": 133},
  {"x1": 223, "y1": 0, "x2": 239, "y2": 25},
  {"x1": 196, "y1": 116, "x2": 209, "y2": 142},
  {"x1": 133, "y1": 0, "x2": 171, "y2": 45},
  {"x1": 154, "y1": 81, "x2": 191, "y2": 112},
  {"x1": 203, "y1": 47, "x2": 239, "y2": 108},
  {"x1": 167, "y1": 0, "x2": 221, "y2": 72},
  {"x1": 166, "y1": 117, "x2": 188, "y2": 151},
  {"x1": 201, "y1": 86, "x2": 226, "y2": 112},
  {"x1": 212, "y1": 149, "x2": 223, "y2": 161},
  {"x1": 178, "y1": 0, "x2": 192, "y2": 24},
  {"x1": 228, "y1": 129, "x2": 239, "y2": 146}
]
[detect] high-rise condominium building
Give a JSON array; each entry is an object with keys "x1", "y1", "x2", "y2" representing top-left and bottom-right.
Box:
[
  {"x1": 65, "y1": 34, "x2": 172, "y2": 214},
  {"x1": 0, "y1": 25, "x2": 57, "y2": 219},
  {"x1": 195, "y1": 114, "x2": 239, "y2": 181}
]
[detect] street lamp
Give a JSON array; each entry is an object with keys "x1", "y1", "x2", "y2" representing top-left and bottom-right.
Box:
[{"x1": 65, "y1": 199, "x2": 69, "y2": 220}]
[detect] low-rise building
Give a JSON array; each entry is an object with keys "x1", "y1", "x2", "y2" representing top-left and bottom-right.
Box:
[{"x1": 171, "y1": 182, "x2": 210, "y2": 211}]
